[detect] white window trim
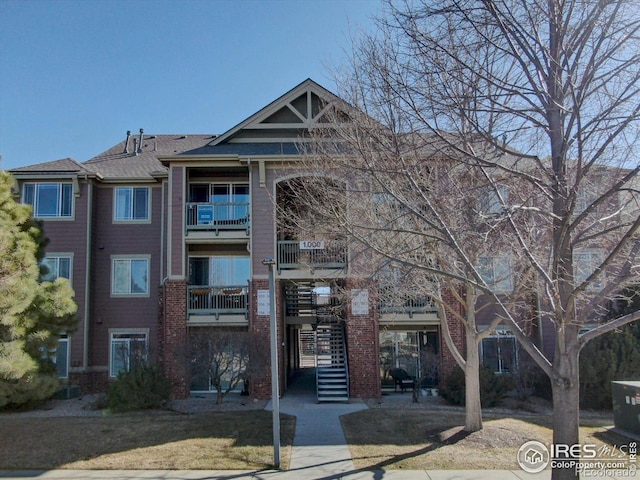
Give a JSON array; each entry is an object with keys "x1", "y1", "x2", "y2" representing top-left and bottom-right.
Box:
[
  {"x1": 573, "y1": 248, "x2": 605, "y2": 290},
  {"x1": 42, "y1": 252, "x2": 74, "y2": 287},
  {"x1": 478, "y1": 185, "x2": 508, "y2": 216},
  {"x1": 110, "y1": 255, "x2": 151, "y2": 297},
  {"x1": 478, "y1": 256, "x2": 513, "y2": 293},
  {"x1": 108, "y1": 328, "x2": 149, "y2": 377},
  {"x1": 113, "y1": 186, "x2": 151, "y2": 224},
  {"x1": 22, "y1": 182, "x2": 75, "y2": 220}
]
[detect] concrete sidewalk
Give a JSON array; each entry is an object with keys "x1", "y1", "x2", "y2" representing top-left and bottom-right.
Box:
[
  {"x1": 0, "y1": 469, "x2": 553, "y2": 479},
  {"x1": 268, "y1": 369, "x2": 368, "y2": 475}
]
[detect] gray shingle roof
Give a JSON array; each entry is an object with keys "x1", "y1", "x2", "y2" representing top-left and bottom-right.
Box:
[
  {"x1": 9, "y1": 135, "x2": 218, "y2": 181},
  {"x1": 10, "y1": 157, "x2": 92, "y2": 174},
  {"x1": 84, "y1": 134, "x2": 216, "y2": 180},
  {"x1": 184, "y1": 142, "x2": 302, "y2": 156}
]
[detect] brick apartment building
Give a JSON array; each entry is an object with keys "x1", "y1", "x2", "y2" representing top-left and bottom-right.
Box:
[{"x1": 10, "y1": 78, "x2": 610, "y2": 401}]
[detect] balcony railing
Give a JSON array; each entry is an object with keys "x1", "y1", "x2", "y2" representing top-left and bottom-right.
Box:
[
  {"x1": 277, "y1": 240, "x2": 348, "y2": 270},
  {"x1": 188, "y1": 285, "x2": 249, "y2": 318},
  {"x1": 186, "y1": 202, "x2": 250, "y2": 233},
  {"x1": 379, "y1": 292, "x2": 438, "y2": 317}
]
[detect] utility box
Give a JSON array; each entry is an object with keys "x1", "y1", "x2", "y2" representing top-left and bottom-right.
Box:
[{"x1": 611, "y1": 381, "x2": 640, "y2": 436}]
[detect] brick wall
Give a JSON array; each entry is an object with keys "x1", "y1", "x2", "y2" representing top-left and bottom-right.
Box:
[
  {"x1": 68, "y1": 370, "x2": 108, "y2": 394},
  {"x1": 344, "y1": 281, "x2": 381, "y2": 399},
  {"x1": 248, "y1": 278, "x2": 284, "y2": 400},
  {"x1": 440, "y1": 286, "x2": 466, "y2": 383},
  {"x1": 158, "y1": 279, "x2": 189, "y2": 399}
]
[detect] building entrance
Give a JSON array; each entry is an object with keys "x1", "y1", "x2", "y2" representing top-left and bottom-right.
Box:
[{"x1": 283, "y1": 281, "x2": 349, "y2": 402}]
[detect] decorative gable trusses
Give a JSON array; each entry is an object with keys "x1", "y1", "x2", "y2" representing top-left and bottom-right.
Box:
[{"x1": 210, "y1": 78, "x2": 341, "y2": 145}]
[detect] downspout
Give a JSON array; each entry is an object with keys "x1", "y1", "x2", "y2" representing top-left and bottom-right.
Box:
[{"x1": 83, "y1": 178, "x2": 93, "y2": 370}]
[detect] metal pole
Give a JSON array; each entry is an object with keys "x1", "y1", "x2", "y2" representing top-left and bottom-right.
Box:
[{"x1": 262, "y1": 258, "x2": 280, "y2": 468}]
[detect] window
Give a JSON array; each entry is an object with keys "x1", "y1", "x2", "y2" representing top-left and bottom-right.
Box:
[
  {"x1": 114, "y1": 187, "x2": 149, "y2": 221},
  {"x1": 23, "y1": 183, "x2": 73, "y2": 218},
  {"x1": 109, "y1": 331, "x2": 148, "y2": 377},
  {"x1": 574, "y1": 250, "x2": 604, "y2": 290},
  {"x1": 53, "y1": 335, "x2": 69, "y2": 378},
  {"x1": 41, "y1": 255, "x2": 72, "y2": 284},
  {"x1": 478, "y1": 256, "x2": 513, "y2": 292},
  {"x1": 189, "y1": 183, "x2": 249, "y2": 224},
  {"x1": 112, "y1": 256, "x2": 150, "y2": 296},
  {"x1": 478, "y1": 185, "x2": 508, "y2": 215},
  {"x1": 189, "y1": 256, "x2": 250, "y2": 286},
  {"x1": 481, "y1": 329, "x2": 517, "y2": 374}
]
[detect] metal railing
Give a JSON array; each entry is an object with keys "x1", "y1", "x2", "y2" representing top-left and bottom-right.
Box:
[
  {"x1": 187, "y1": 285, "x2": 249, "y2": 317},
  {"x1": 185, "y1": 202, "x2": 250, "y2": 232},
  {"x1": 378, "y1": 292, "x2": 438, "y2": 316},
  {"x1": 277, "y1": 240, "x2": 348, "y2": 270}
]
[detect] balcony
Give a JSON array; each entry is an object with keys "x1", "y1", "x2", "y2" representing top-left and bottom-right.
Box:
[
  {"x1": 379, "y1": 292, "x2": 439, "y2": 324},
  {"x1": 187, "y1": 285, "x2": 249, "y2": 326},
  {"x1": 185, "y1": 202, "x2": 250, "y2": 239},
  {"x1": 277, "y1": 240, "x2": 348, "y2": 273}
]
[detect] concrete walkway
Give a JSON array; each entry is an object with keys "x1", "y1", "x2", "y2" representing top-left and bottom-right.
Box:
[{"x1": 267, "y1": 368, "x2": 369, "y2": 476}]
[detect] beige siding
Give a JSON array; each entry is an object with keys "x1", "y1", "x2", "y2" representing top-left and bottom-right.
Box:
[
  {"x1": 170, "y1": 166, "x2": 185, "y2": 277},
  {"x1": 251, "y1": 164, "x2": 276, "y2": 277}
]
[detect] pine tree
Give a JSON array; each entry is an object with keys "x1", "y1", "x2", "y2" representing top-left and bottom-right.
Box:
[{"x1": 0, "y1": 170, "x2": 78, "y2": 408}]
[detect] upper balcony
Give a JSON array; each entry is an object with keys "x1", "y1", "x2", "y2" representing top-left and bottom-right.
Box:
[
  {"x1": 187, "y1": 284, "x2": 249, "y2": 326},
  {"x1": 378, "y1": 291, "x2": 439, "y2": 325},
  {"x1": 277, "y1": 239, "x2": 348, "y2": 277},
  {"x1": 185, "y1": 180, "x2": 250, "y2": 242},
  {"x1": 185, "y1": 202, "x2": 250, "y2": 238}
]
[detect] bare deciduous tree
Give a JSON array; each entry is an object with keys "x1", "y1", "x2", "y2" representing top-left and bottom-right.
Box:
[
  {"x1": 188, "y1": 329, "x2": 269, "y2": 405},
  {"x1": 283, "y1": 2, "x2": 639, "y2": 478}
]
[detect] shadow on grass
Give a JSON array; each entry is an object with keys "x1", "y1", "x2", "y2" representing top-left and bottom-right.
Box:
[
  {"x1": 361, "y1": 427, "x2": 472, "y2": 471},
  {"x1": 0, "y1": 410, "x2": 295, "y2": 470}
]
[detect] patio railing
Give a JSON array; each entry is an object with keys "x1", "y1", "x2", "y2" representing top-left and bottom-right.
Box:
[
  {"x1": 277, "y1": 240, "x2": 348, "y2": 270},
  {"x1": 186, "y1": 202, "x2": 250, "y2": 232},
  {"x1": 378, "y1": 293, "x2": 437, "y2": 316},
  {"x1": 187, "y1": 284, "x2": 249, "y2": 317}
]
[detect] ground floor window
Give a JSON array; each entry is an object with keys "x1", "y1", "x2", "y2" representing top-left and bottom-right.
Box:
[
  {"x1": 52, "y1": 335, "x2": 69, "y2": 378},
  {"x1": 109, "y1": 330, "x2": 148, "y2": 377},
  {"x1": 379, "y1": 329, "x2": 440, "y2": 390},
  {"x1": 481, "y1": 328, "x2": 517, "y2": 374}
]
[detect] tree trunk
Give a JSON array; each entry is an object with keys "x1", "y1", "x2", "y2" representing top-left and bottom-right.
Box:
[
  {"x1": 464, "y1": 329, "x2": 482, "y2": 432},
  {"x1": 551, "y1": 350, "x2": 581, "y2": 480}
]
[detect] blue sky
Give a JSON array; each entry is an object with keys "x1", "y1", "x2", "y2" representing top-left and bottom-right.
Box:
[{"x1": 0, "y1": 0, "x2": 381, "y2": 170}]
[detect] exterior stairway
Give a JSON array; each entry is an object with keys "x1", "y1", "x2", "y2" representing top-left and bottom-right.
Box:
[
  {"x1": 315, "y1": 320, "x2": 349, "y2": 402},
  {"x1": 284, "y1": 283, "x2": 316, "y2": 319}
]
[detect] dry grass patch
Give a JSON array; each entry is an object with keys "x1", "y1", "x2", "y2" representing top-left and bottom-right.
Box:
[
  {"x1": 341, "y1": 410, "x2": 625, "y2": 470},
  {"x1": 0, "y1": 410, "x2": 294, "y2": 470}
]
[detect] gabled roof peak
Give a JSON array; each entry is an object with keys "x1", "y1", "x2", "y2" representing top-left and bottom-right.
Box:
[{"x1": 210, "y1": 78, "x2": 340, "y2": 146}]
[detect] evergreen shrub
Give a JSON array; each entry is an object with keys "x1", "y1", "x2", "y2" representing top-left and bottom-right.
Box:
[
  {"x1": 579, "y1": 322, "x2": 640, "y2": 410},
  {"x1": 440, "y1": 366, "x2": 514, "y2": 407},
  {"x1": 106, "y1": 364, "x2": 170, "y2": 413}
]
